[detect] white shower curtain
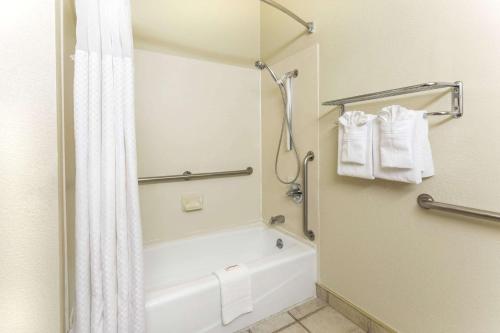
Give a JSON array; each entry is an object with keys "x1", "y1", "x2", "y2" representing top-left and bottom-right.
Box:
[{"x1": 73, "y1": 0, "x2": 145, "y2": 332}]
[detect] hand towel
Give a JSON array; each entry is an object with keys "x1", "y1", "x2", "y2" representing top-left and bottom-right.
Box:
[
  {"x1": 213, "y1": 264, "x2": 253, "y2": 325},
  {"x1": 339, "y1": 111, "x2": 369, "y2": 164},
  {"x1": 378, "y1": 105, "x2": 414, "y2": 168},
  {"x1": 373, "y1": 110, "x2": 434, "y2": 184},
  {"x1": 338, "y1": 112, "x2": 376, "y2": 180}
]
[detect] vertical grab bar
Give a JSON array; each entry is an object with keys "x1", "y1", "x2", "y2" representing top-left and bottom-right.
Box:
[{"x1": 303, "y1": 151, "x2": 315, "y2": 241}]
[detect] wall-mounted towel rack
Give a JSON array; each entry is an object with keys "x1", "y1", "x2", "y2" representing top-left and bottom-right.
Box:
[
  {"x1": 323, "y1": 81, "x2": 463, "y2": 118},
  {"x1": 138, "y1": 167, "x2": 253, "y2": 185},
  {"x1": 417, "y1": 193, "x2": 500, "y2": 223}
]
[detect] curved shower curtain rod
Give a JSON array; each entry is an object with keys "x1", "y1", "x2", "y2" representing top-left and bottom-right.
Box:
[{"x1": 260, "y1": 0, "x2": 315, "y2": 33}]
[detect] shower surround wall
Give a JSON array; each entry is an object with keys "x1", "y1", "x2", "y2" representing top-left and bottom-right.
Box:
[
  {"x1": 261, "y1": 45, "x2": 320, "y2": 242},
  {"x1": 134, "y1": 49, "x2": 261, "y2": 244},
  {"x1": 261, "y1": 1, "x2": 500, "y2": 332}
]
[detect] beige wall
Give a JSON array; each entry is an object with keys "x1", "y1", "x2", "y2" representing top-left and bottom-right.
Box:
[
  {"x1": 135, "y1": 49, "x2": 262, "y2": 244},
  {"x1": 262, "y1": 1, "x2": 500, "y2": 332},
  {"x1": 132, "y1": 0, "x2": 260, "y2": 67},
  {"x1": 261, "y1": 45, "x2": 320, "y2": 241},
  {"x1": 0, "y1": 0, "x2": 62, "y2": 332}
]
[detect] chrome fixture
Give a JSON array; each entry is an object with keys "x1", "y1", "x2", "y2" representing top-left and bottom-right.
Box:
[
  {"x1": 255, "y1": 60, "x2": 301, "y2": 184},
  {"x1": 276, "y1": 238, "x2": 284, "y2": 249},
  {"x1": 138, "y1": 167, "x2": 253, "y2": 185},
  {"x1": 302, "y1": 151, "x2": 315, "y2": 241},
  {"x1": 323, "y1": 81, "x2": 463, "y2": 118},
  {"x1": 287, "y1": 183, "x2": 303, "y2": 204},
  {"x1": 269, "y1": 215, "x2": 286, "y2": 225},
  {"x1": 255, "y1": 61, "x2": 298, "y2": 151},
  {"x1": 260, "y1": 0, "x2": 315, "y2": 33},
  {"x1": 417, "y1": 194, "x2": 500, "y2": 223}
]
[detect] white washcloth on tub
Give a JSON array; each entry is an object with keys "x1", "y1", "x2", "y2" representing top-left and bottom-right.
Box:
[
  {"x1": 213, "y1": 264, "x2": 253, "y2": 325},
  {"x1": 373, "y1": 110, "x2": 434, "y2": 183},
  {"x1": 378, "y1": 105, "x2": 414, "y2": 168},
  {"x1": 338, "y1": 112, "x2": 376, "y2": 179}
]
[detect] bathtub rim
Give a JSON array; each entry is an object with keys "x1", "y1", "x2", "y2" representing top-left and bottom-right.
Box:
[{"x1": 143, "y1": 221, "x2": 317, "y2": 252}]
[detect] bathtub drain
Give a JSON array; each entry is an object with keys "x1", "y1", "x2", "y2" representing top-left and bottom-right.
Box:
[{"x1": 276, "y1": 238, "x2": 284, "y2": 249}]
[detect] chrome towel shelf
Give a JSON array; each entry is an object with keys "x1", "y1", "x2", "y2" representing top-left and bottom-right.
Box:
[
  {"x1": 138, "y1": 167, "x2": 253, "y2": 185},
  {"x1": 417, "y1": 194, "x2": 500, "y2": 223},
  {"x1": 323, "y1": 81, "x2": 463, "y2": 118}
]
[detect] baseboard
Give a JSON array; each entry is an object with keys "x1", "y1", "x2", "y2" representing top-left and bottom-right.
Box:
[{"x1": 316, "y1": 283, "x2": 398, "y2": 333}]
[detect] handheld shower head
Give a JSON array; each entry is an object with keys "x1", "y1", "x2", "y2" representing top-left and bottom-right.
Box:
[
  {"x1": 254, "y1": 60, "x2": 267, "y2": 70},
  {"x1": 254, "y1": 59, "x2": 281, "y2": 83}
]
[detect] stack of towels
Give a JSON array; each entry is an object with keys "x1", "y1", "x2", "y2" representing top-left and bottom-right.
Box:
[{"x1": 338, "y1": 105, "x2": 434, "y2": 184}]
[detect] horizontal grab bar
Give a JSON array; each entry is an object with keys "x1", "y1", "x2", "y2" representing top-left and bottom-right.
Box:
[
  {"x1": 417, "y1": 194, "x2": 500, "y2": 223},
  {"x1": 138, "y1": 167, "x2": 253, "y2": 185}
]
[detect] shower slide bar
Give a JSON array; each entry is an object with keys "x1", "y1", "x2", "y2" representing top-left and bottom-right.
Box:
[
  {"x1": 138, "y1": 167, "x2": 253, "y2": 185},
  {"x1": 417, "y1": 194, "x2": 500, "y2": 223},
  {"x1": 323, "y1": 81, "x2": 463, "y2": 118},
  {"x1": 261, "y1": 0, "x2": 315, "y2": 33}
]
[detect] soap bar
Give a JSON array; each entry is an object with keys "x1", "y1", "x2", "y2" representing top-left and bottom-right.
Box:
[{"x1": 181, "y1": 193, "x2": 203, "y2": 212}]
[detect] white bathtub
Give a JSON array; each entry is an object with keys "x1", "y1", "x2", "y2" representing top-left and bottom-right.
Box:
[{"x1": 144, "y1": 224, "x2": 317, "y2": 333}]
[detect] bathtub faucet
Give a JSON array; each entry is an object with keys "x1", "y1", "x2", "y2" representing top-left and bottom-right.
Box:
[
  {"x1": 269, "y1": 215, "x2": 285, "y2": 225},
  {"x1": 287, "y1": 183, "x2": 303, "y2": 204}
]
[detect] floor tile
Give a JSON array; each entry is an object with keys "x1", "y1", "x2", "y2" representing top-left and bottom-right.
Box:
[
  {"x1": 300, "y1": 307, "x2": 365, "y2": 333},
  {"x1": 289, "y1": 298, "x2": 327, "y2": 320},
  {"x1": 249, "y1": 312, "x2": 295, "y2": 333},
  {"x1": 277, "y1": 323, "x2": 309, "y2": 333}
]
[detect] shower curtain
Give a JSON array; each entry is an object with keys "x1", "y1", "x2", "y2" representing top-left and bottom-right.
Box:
[{"x1": 73, "y1": 0, "x2": 145, "y2": 332}]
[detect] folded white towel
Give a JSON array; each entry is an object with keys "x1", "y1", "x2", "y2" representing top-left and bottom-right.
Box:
[
  {"x1": 338, "y1": 112, "x2": 376, "y2": 180},
  {"x1": 378, "y1": 105, "x2": 414, "y2": 168},
  {"x1": 213, "y1": 264, "x2": 253, "y2": 325},
  {"x1": 339, "y1": 111, "x2": 369, "y2": 164},
  {"x1": 373, "y1": 110, "x2": 434, "y2": 184}
]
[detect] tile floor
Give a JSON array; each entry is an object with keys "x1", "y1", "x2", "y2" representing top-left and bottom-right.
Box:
[{"x1": 239, "y1": 298, "x2": 365, "y2": 333}]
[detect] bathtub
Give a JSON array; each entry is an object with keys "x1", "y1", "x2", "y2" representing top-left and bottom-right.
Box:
[{"x1": 144, "y1": 224, "x2": 317, "y2": 333}]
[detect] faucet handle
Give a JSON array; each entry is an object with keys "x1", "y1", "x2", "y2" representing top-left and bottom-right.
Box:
[
  {"x1": 269, "y1": 215, "x2": 285, "y2": 225},
  {"x1": 287, "y1": 183, "x2": 303, "y2": 204}
]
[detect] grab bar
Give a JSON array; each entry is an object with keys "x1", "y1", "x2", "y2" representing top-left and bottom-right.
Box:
[
  {"x1": 417, "y1": 194, "x2": 500, "y2": 223},
  {"x1": 138, "y1": 167, "x2": 253, "y2": 185},
  {"x1": 303, "y1": 151, "x2": 315, "y2": 241}
]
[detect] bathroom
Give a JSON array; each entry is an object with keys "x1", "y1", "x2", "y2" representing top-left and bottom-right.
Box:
[{"x1": 2, "y1": 0, "x2": 500, "y2": 332}]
